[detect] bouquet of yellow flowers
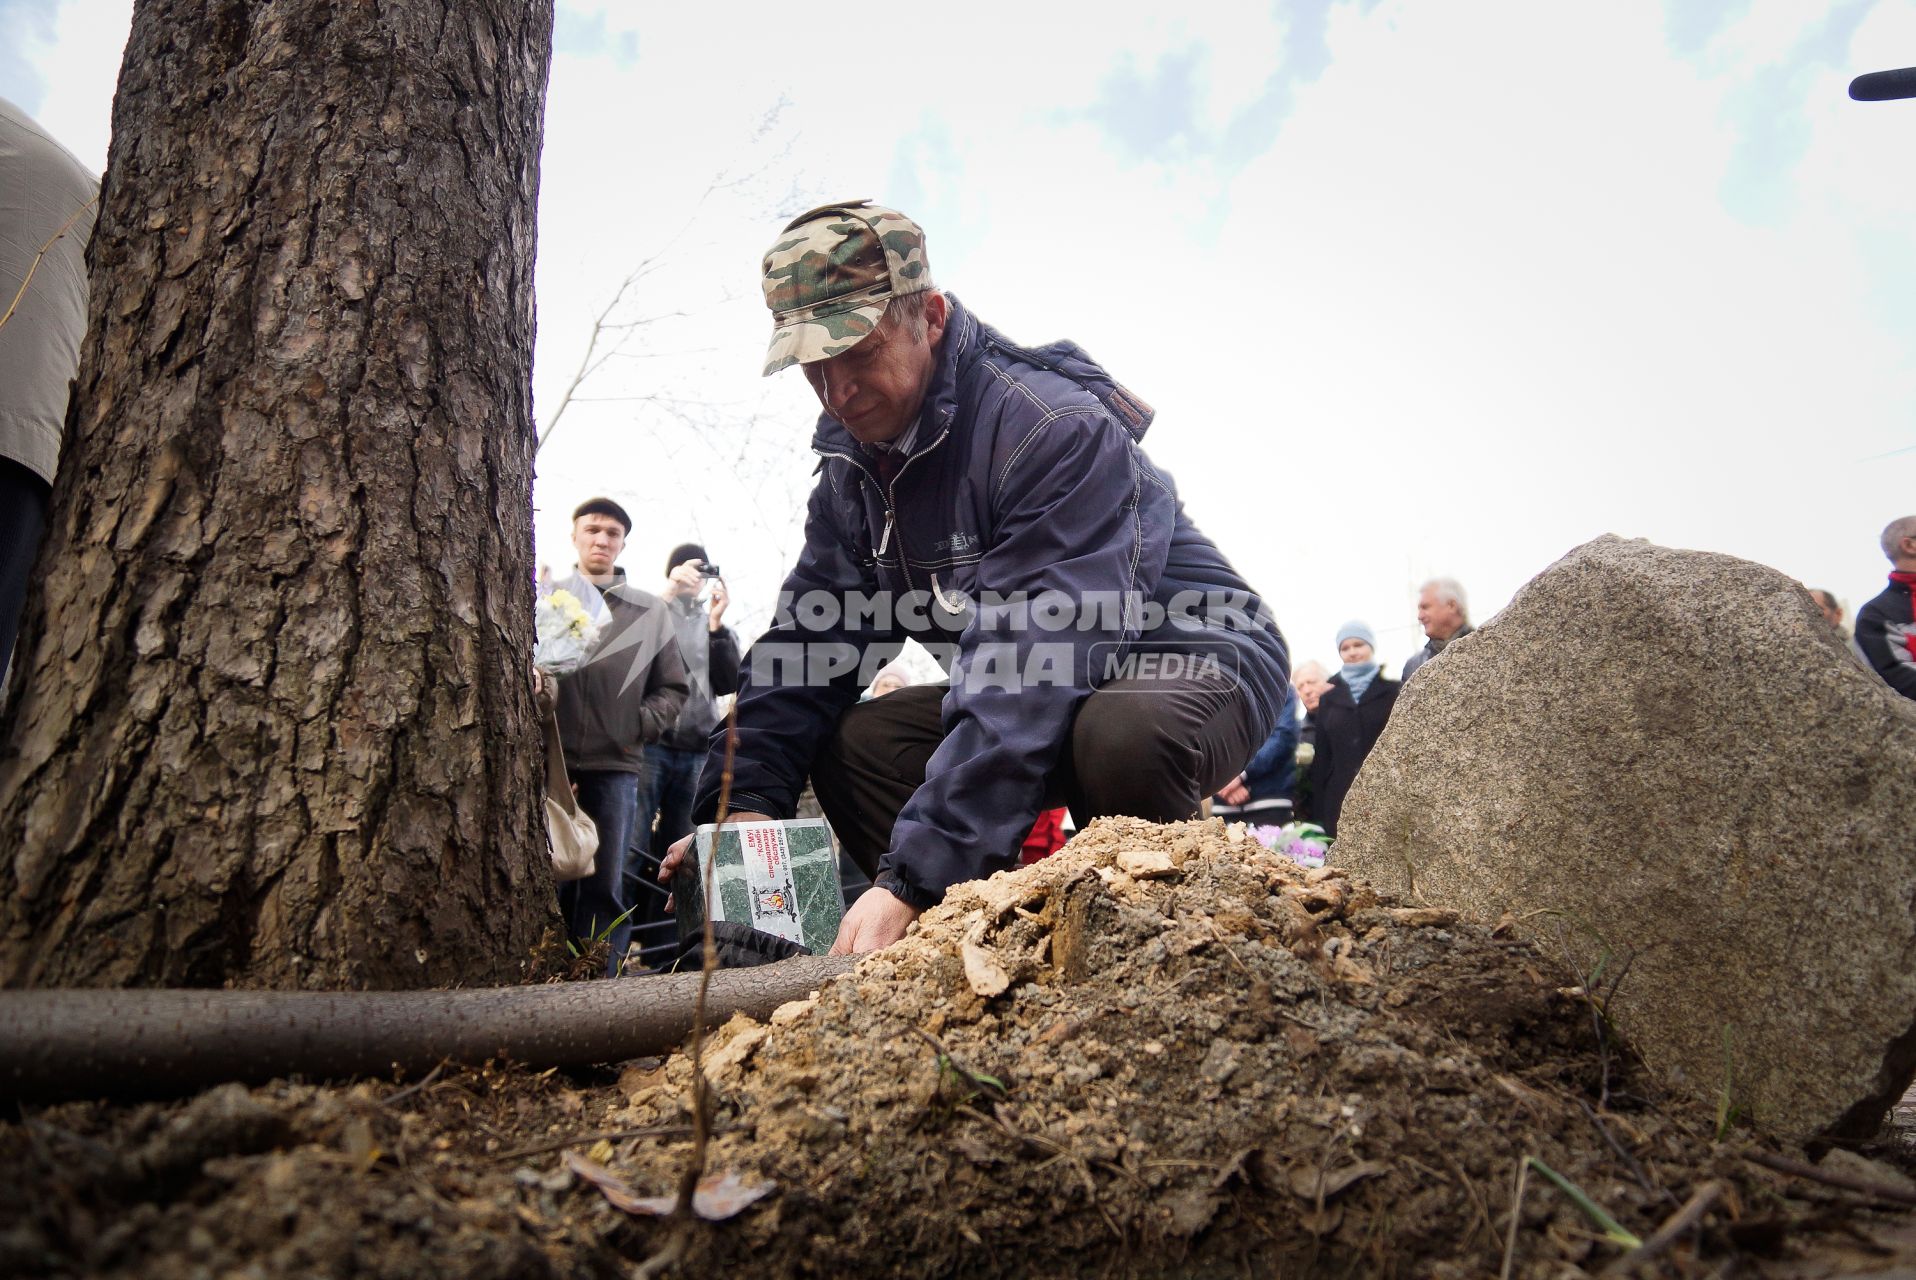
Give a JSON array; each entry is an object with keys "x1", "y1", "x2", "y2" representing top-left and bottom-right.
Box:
[{"x1": 534, "y1": 578, "x2": 607, "y2": 675}]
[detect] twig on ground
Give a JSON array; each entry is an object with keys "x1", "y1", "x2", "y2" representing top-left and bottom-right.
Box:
[
  {"x1": 1592, "y1": 950, "x2": 1636, "y2": 1110},
  {"x1": 380, "y1": 1062, "x2": 445, "y2": 1108},
  {"x1": 1439, "y1": 1150, "x2": 1499, "y2": 1252},
  {"x1": 1205, "y1": 919, "x2": 1254, "y2": 976},
  {"x1": 1554, "y1": 921, "x2": 1635, "y2": 1111},
  {"x1": 673, "y1": 701, "x2": 737, "y2": 1217},
  {"x1": 632, "y1": 1232, "x2": 687, "y2": 1280},
  {"x1": 1745, "y1": 1152, "x2": 1916, "y2": 1207},
  {"x1": 1500, "y1": 1154, "x2": 1531, "y2": 1280},
  {"x1": 1576, "y1": 1098, "x2": 1669, "y2": 1203},
  {"x1": 1605, "y1": 1180, "x2": 1724, "y2": 1274},
  {"x1": 909, "y1": 1025, "x2": 1008, "y2": 1102}
]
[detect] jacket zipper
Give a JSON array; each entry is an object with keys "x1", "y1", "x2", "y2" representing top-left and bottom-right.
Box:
[{"x1": 813, "y1": 414, "x2": 953, "y2": 598}]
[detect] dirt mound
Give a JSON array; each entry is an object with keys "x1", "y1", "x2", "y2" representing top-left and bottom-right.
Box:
[
  {"x1": 601, "y1": 817, "x2": 1709, "y2": 1275},
  {"x1": 7, "y1": 818, "x2": 1916, "y2": 1277}
]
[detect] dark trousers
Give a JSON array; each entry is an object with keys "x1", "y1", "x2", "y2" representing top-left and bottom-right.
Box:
[
  {"x1": 0, "y1": 457, "x2": 51, "y2": 691},
  {"x1": 558, "y1": 769, "x2": 640, "y2": 974},
  {"x1": 625, "y1": 742, "x2": 703, "y2": 967},
  {"x1": 812, "y1": 673, "x2": 1262, "y2": 881}
]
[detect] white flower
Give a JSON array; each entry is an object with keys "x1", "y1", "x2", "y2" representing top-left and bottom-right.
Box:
[{"x1": 535, "y1": 585, "x2": 607, "y2": 675}]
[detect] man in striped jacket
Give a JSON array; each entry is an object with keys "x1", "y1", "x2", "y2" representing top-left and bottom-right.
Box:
[{"x1": 1855, "y1": 516, "x2": 1916, "y2": 700}]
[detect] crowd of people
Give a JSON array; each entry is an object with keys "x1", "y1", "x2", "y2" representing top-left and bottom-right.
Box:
[
  {"x1": 534, "y1": 199, "x2": 1916, "y2": 972},
  {"x1": 6, "y1": 95, "x2": 1915, "y2": 978}
]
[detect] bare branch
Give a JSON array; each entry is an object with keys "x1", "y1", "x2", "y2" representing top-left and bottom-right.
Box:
[
  {"x1": 674, "y1": 702, "x2": 739, "y2": 1217},
  {"x1": 534, "y1": 98, "x2": 808, "y2": 457},
  {"x1": 0, "y1": 193, "x2": 98, "y2": 335}
]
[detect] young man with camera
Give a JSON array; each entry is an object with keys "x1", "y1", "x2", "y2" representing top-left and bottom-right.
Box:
[{"x1": 626, "y1": 543, "x2": 741, "y2": 960}]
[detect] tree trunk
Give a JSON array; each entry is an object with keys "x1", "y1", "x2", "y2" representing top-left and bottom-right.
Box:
[{"x1": 0, "y1": 0, "x2": 559, "y2": 989}]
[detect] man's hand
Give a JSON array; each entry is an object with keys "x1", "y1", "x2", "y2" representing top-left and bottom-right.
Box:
[
  {"x1": 1216, "y1": 774, "x2": 1250, "y2": 806},
  {"x1": 707, "y1": 577, "x2": 729, "y2": 631},
  {"x1": 663, "y1": 559, "x2": 705, "y2": 601},
  {"x1": 830, "y1": 886, "x2": 922, "y2": 955},
  {"x1": 657, "y1": 811, "x2": 772, "y2": 908}
]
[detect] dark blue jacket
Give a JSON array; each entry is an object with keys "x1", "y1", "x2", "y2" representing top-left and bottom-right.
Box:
[
  {"x1": 695, "y1": 296, "x2": 1289, "y2": 906},
  {"x1": 1856, "y1": 575, "x2": 1916, "y2": 700},
  {"x1": 1238, "y1": 685, "x2": 1300, "y2": 803}
]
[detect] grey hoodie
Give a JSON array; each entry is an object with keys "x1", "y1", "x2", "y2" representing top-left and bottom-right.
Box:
[{"x1": 660, "y1": 594, "x2": 741, "y2": 751}]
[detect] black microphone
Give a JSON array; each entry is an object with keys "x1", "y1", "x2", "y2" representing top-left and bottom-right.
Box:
[{"x1": 1850, "y1": 66, "x2": 1916, "y2": 101}]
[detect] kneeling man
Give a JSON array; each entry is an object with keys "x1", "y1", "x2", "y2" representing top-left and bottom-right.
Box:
[{"x1": 663, "y1": 201, "x2": 1289, "y2": 953}]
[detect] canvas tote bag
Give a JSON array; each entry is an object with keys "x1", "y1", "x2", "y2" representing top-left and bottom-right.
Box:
[{"x1": 542, "y1": 696, "x2": 598, "y2": 881}]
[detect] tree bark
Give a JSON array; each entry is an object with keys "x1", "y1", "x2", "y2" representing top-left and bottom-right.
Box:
[{"x1": 0, "y1": 0, "x2": 559, "y2": 989}]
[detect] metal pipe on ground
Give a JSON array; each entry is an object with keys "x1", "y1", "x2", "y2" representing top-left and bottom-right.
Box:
[{"x1": 0, "y1": 956, "x2": 856, "y2": 1103}]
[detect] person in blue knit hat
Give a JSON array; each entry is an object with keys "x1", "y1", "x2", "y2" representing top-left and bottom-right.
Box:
[{"x1": 1308, "y1": 620, "x2": 1401, "y2": 836}]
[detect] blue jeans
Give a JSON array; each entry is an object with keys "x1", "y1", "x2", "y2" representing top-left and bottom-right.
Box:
[
  {"x1": 558, "y1": 769, "x2": 640, "y2": 975},
  {"x1": 627, "y1": 743, "x2": 705, "y2": 967}
]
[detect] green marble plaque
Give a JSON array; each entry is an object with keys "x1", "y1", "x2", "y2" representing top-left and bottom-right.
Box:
[{"x1": 674, "y1": 818, "x2": 844, "y2": 955}]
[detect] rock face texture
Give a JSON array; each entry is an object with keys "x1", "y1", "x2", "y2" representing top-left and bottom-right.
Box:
[{"x1": 1336, "y1": 535, "x2": 1916, "y2": 1145}]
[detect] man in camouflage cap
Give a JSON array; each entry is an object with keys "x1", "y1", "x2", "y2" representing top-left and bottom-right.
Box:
[
  {"x1": 662, "y1": 200, "x2": 1291, "y2": 953},
  {"x1": 760, "y1": 202, "x2": 932, "y2": 377}
]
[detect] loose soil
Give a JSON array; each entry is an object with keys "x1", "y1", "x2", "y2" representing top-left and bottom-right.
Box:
[{"x1": 5, "y1": 817, "x2": 1916, "y2": 1278}]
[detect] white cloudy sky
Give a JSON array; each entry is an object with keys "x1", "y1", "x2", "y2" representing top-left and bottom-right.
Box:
[{"x1": 6, "y1": 0, "x2": 1914, "y2": 672}]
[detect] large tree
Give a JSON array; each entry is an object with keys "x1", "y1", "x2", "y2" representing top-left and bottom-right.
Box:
[{"x1": 0, "y1": 0, "x2": 559, "y2": 989}]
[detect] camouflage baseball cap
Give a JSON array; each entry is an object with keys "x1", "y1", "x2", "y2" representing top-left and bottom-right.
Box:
[{"x1": 759, "y1": 200, "x2": 933, "y2": 377}]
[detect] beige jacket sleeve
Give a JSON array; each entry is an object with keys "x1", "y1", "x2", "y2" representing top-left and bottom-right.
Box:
[{"x1": 0, "y1": 96, "x2": 99, "y2": 484}]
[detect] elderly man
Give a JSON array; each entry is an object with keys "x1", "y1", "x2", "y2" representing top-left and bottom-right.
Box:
[
  {"x1": 661, "y1": 200, "x2": 1288, "y2": 953},
  {"x1": 1856, "y1": 516, "x2": 1916, "y2": 700},
  {"x1": 1401, "y1": 577, "x2": 1473, "y2": 681},
  {"x1": 1291, "y1": 659, "x2": 1332, "y2": 715}
]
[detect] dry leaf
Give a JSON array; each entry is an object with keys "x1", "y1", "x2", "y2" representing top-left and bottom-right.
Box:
[
  {"x1": 562, "y1": 1151, "x2": 775, "y2": 1221},
  {"x1": 1286, "y1": 1159, "x2": 1389, "y2": 1202},
  {"x1": 961, "y1": 941, "x2": 1011, "y2": 997}
]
